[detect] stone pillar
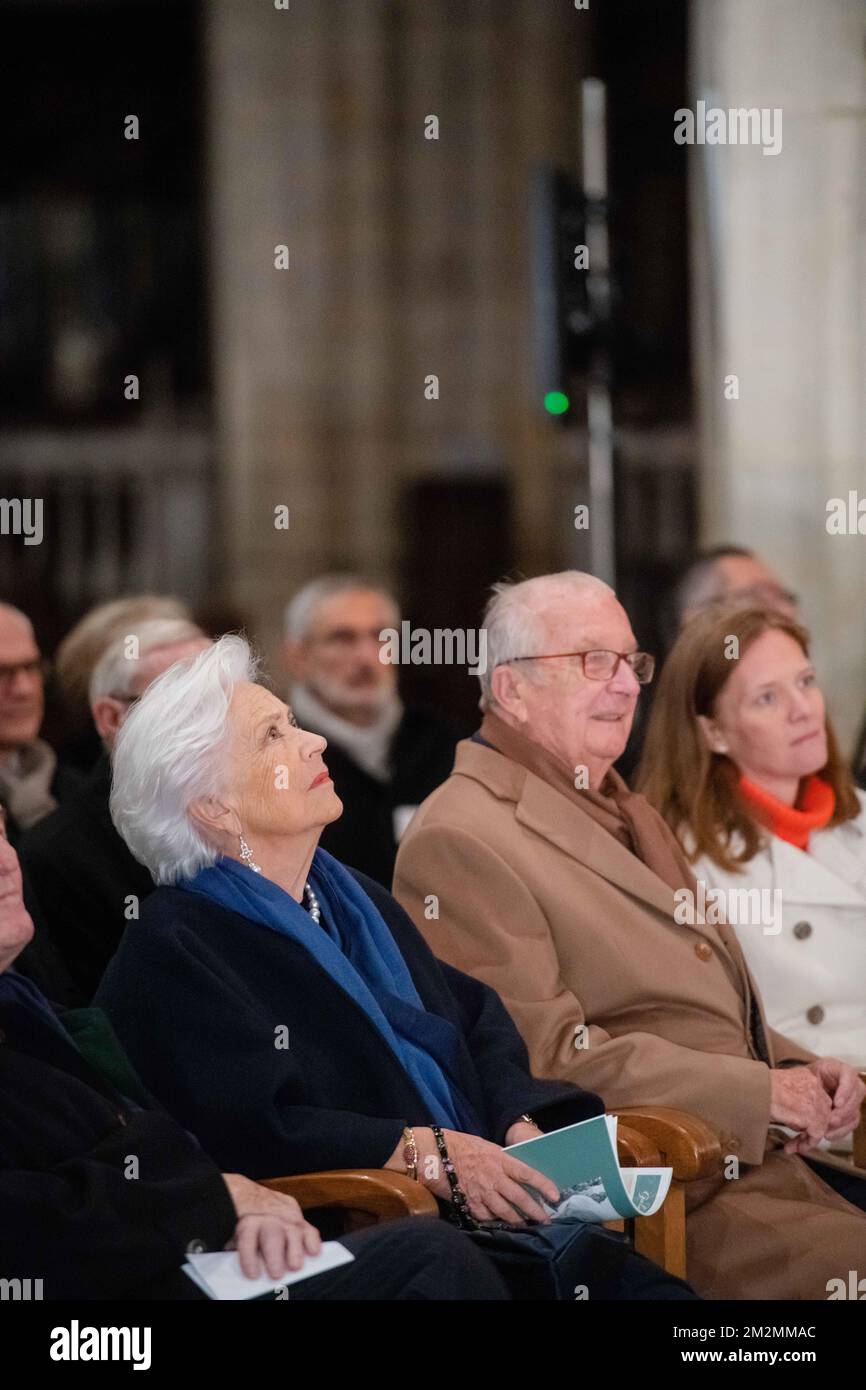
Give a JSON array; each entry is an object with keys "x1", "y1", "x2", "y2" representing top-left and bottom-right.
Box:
[{"x1": 690, "y1": 0, "x2": 866, "y2": 746}]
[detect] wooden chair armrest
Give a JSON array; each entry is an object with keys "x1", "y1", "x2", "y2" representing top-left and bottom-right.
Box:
[
  {"x1": 258, "y1": 1169, "x2": 438, "y2": 1222},
  {"x1": 854, "y1": 1075, "x2": 866, "y2": 1169},
  {"x1": 616, "y1": 1122, "x2": 662, "y2": 1169},
  {"x1": 611, "y1": 1107, "x2": 722, "y2": 1181}
]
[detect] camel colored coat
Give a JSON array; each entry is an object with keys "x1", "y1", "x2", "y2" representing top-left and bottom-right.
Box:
[{"x1": 394, "y1": 739, "x2": 866, "y2": 1299}]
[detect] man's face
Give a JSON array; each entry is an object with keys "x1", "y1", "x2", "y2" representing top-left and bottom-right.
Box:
[
  {"x1": 292, "y1": 590, "x2": 398, "y2": 715},
  {"x1": 704, "y1": 556, "x2": 799, "y2": 621},
  {"x1": 512, "y1": 591, "x2": 643, "y2": 777},
  {"x1": 0, "y1": 614, "x2": 44, "y2": 751}
]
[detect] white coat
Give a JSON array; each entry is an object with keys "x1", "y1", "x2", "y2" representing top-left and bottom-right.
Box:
[{"x1": 691, "y1": 792, "x2": 866, "y2": 1067}]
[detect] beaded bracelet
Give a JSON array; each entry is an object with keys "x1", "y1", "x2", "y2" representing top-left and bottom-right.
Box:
[{"x1": 430, "y1": 1125, "x2": 480, "y2": 1230}]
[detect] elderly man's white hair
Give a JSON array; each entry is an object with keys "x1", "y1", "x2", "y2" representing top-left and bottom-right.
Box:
[
  {"x1": 110, "y1": 634, "x2": 259, "y2": 886},
  {"x1": 89, "y1": 618, "x2": 206, "y2": 703},
  {"x1": 479, "y1": 571, "x2": 615, "y2": 711},
  {"x1": 284, "y1": 574, "x2": 399, "y2": 641}
]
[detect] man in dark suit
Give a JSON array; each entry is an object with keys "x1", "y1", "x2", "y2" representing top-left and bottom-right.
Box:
[
  {"x1": 284, "y1": 576, "x2": 458, "y2": 886},
  {"x1": 19, "y1": 618, "x2": 210, "y2": 998},
  {"x1": 0, "y1": 827, "x2": 509, "y2": 1302}
]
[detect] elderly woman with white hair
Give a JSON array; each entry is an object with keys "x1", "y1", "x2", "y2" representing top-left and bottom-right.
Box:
[{"x1": 95, "y1": 635, "x2": 697, "y2": 1300}]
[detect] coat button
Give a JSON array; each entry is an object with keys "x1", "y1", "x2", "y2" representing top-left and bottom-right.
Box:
[
  {"x1": 807, "y1": 1005, "x2": 825, "y2": 1025},
  {"x1": 186, "y1": 1239, "x2": 207, "y2": 1255},
  {"x1": 694, "y1": 941, "x2": 713, "y2": 962},
  {"x1": 793, "y1": 921, "x2": 812, "y2": 940}
]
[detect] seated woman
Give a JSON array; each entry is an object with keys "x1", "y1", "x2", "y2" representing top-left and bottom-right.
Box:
[
  {"x1": 96, "y1": 636, "x2": 694, "y2": 1300},
  {"x1": 638, "y1": 603, "x2": 866, "y2": 1073},
  {"x1": 0, "y1": 815, "x2": 509, "y2": 1303}
]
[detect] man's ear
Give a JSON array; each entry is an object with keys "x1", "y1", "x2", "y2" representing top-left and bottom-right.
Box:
[
  {"x1": 91, "y1": 697, "x2": 126, "y2": 752},
  {"x1": 696, "y1": 713, "x2": 728, "y2": 755},
  {"x1": 489, "y1": 664, "x2": 528, "y2": 722},
  {"x1": 188, "y1": 794, "x2": 241, "y2": 846}
]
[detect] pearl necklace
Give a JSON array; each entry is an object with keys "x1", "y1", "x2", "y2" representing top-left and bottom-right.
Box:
[{"x1": 303, "y1": 882, "x2": 322, "y2": 924}]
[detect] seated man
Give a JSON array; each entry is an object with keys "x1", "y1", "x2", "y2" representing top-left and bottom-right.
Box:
[
  {"x1": 19, "y1": 618, "x2": 210, "y2": 999},
  {"x1": 284, "y1": 576, "x2": 458, "y2": 886},
  {"x1": 0, "y1": 822, "x2": 508, "y2": 1302},
  {"x1": 394, "y1": 571, "x2": 866, "y2": 1300},
  {"x1": 0, "y1": 604, "x2": 81, "y2": 844}
]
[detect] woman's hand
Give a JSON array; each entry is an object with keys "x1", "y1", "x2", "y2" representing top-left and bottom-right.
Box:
[
  {"x1": 221, "y1": 1173, "x2": 322, "y2": 1279},
  {"x1": 414, "y1": 1127, "x2": 561, "y2": 1226}
]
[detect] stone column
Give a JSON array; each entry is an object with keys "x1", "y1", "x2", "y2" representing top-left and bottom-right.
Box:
[{"x1": 690, "y1": 0, "x2": 866, "y2": 746}]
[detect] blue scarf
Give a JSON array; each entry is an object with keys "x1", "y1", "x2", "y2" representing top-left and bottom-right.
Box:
[{"x1": 179, "y1": 849, "x2": 482, "y2": 1134}]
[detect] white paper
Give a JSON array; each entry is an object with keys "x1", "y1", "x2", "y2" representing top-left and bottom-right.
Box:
[{"x1": 182, "y1": 1241, "x2": 355, "y2": 1300}]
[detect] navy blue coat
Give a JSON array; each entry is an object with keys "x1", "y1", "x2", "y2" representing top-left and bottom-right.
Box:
[{"x1": 96, "y1": 869, "x2": 604, "y2": 1179}]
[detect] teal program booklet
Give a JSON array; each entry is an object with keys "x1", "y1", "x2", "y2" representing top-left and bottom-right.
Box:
[{"x1": 505, "y1": 1113, "x2": 672, "y2": 1222}]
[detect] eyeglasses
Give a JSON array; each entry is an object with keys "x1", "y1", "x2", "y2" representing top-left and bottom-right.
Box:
[
  {"x1": 508, "y1": 649, "x2": 655, "y2": 684},
  {"x1": 0, "y1": 658, "x2": 50, "y2": 689}
]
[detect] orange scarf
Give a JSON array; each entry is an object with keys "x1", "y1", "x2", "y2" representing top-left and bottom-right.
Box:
[{"x1": 738, "y1": 774, "x2": 835, "y2": 851}]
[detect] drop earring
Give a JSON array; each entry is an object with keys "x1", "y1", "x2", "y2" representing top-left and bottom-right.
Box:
[{"x1": 238, "y1": 835, "x2": 262, "y2": 874}]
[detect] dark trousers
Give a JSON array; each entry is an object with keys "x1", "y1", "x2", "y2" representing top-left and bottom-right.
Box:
[
  {"x1": 806, "y1": 1157, "x2": 866, "y2": 1212},
  {"x1": 292, "y1": 1219, "x2": 699, "y2": 1301},
  {"x1": 290, "y1": 1218, "x2": 510, "y2": 1300}
]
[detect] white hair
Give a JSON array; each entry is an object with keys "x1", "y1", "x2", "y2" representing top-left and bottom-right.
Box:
[
  {"x1": 479, "y1": 571, "x2": 614, "y2": 711},
  {"x1": 284, "y1": 574, "x2": 399, "y2": 641},
  {"x1": 89, "y1": 618, "x2": 206, "y2": 703},
  {"x1": 110, "y1": 634, "x2": 259, "y2": 885}
]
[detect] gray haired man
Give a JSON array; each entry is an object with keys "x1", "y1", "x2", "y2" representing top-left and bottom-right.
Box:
[{"x1": 18, "y1": 617, "x2": 209, "y2": 998}]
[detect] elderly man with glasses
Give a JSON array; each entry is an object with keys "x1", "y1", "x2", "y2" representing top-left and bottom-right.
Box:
[
  {"x1": 0, "y1": 604, "x2": 81, "y2": 846},
  {"x1": 394, "y1": 571, "x2": 866, "y2": 1301}
]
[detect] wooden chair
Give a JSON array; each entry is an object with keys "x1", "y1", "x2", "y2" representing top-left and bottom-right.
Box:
[
  {"x1": 611, "y1": 1106, "x2": 721, "y2": 1280},
  {"x1": 259, "y1": 1168, "x2": 438, "y2": 1229},
  {"x1": 259, "y1": 1104, "x2": 721, "y2": 1281}
]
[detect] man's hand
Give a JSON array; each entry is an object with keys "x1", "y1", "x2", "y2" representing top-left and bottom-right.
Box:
[
  {"x1": 809, "y1": 1057, "x2": 865, "y2": 1142},
  {"x1": 0, "y1": 824, "x2": 34, "y2": 974},
  {"x1": 769, "y1": 1066, "x2": 833, "y2": 1154},
  {"x1": 221, "y1": 1173, "x2": 322, "y2": 1279}
]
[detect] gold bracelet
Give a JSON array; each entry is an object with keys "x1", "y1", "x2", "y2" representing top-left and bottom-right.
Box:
[{"x1": 402, "y1": 1125, "x2": 418, "y2": 1181}]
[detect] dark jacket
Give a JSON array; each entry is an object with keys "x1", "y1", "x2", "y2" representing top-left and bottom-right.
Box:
[
  {"x1": 96, "y1": 869, "x2": 604, "y2": 1179},
  {"x1": 19, "y1": 754, "x2": 155, "y2": 999},
  {"x1": 317, "y1": 707, "x2": 458, "y2": 886},
  {"x1": 0, "y1": 986, "x2": 235, "y2": 1299}
]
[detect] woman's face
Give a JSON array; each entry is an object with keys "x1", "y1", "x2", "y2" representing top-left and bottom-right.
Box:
[
  {"x1": 699, "y1": 630, "x2": 828, "y2": 787},
  {"x1": 221, "y1": 681, "x2": 343, "y2": 842}
]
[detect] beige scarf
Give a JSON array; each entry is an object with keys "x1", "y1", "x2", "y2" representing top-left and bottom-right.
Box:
[{"x1": 479, "y1": 711, "x2": 699, "y2": 895}]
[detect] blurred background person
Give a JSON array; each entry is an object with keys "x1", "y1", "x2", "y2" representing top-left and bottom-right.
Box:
[
  {"x1": 674, "y1": 547, "x2": 800, "y2": 629},
  {"x1": 52, "y1": 594, "x2": 194, "y2": 774},
  {"x1": 617, "y1": 547, "x2": 801, "y2": 783},
  {"x1": 638, "y1": 605, "x2": 866, "y2": 1074},
  {"x1": 19, "y1": 617, "x2": 209, "y2": 999},
  {"x1": 284, "y1": 576, "x2": 458, "y2": 885},
  {"x1": 0, "y1": 604, "x2": 81, "y2": 846}
]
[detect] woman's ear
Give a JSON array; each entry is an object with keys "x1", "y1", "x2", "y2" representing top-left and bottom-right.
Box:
[
  {"x1": 188, "y1": 794, "x2": 241, "y2": 846},
  {"x1": 696, "y1": 713, "x2": 728, "y2": 756}
]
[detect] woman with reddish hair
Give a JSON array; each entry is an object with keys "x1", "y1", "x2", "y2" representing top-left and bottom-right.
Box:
[{"x1": 639, "y1": 605, "x2": 866, "y2": 1069}]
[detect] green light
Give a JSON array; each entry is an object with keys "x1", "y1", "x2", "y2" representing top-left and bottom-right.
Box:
[{"x1": 544, "y1": 390, "x2": 570, "y2": 416}]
